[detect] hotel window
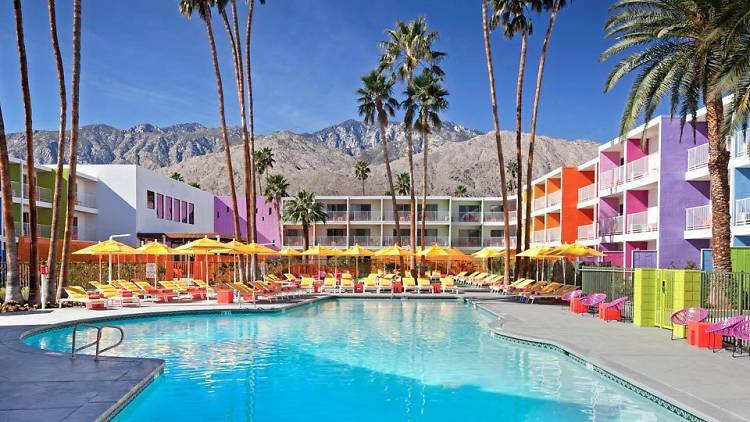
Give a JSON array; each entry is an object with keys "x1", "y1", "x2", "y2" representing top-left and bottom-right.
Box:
[
  {"x1": 181, "y1": 201, "x2": 188, "y2": 223},
  {"x1": 166, "y1": 196, "x2": 172, "y2": 220},
  {"x1": 156, "y1": 194, "x2": 164, "y2": 219},
  {"x1": 146, "y1": 191, "x2": 155, "y2": 209},
  {"x1": 173, "y1": 198, "x2": 180, "y2": 222},
  {"x1": 188, "y1": 203, "x2": 195, "y2": 224}
]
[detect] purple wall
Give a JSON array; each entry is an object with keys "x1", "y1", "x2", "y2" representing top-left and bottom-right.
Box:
[
  {"x1": 214, "y1": 195, "x2": 281, "y2": 248},
  {"x1": 658, "y1": 117, "x2": 711, "y2": 268}
]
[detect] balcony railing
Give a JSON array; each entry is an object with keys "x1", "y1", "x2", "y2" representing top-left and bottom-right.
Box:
[
  {"x1": 382, "y1": 236, "x2": 409, "y2": 247},
  {"x1": 10, "y1": 181, "x2": 52, "y2": 203},
  {"x1": 283, "y1": 236, "x2": 305, "y2": 247},
  {"x1": 533, "y1": 196, "x2": 546, "y2": 210},
  {"x1": 546, "y1": 227, "x2": 561, "y2": 242},
  {"x1": 325, "y1": 210, "x2": 348, "y2": 222},
  {"x1": 484, "y1": 237, "x2": 516, "y2": 248},
  {"x1": 626, "y1": 210, "x2": 658, "y2": 233},
  {"x1": 315, "y1": 236, "x2": 347, "y2": 247},
  {"x1": 349, "y1": 211, "x2": 378, "y2": 222},
  {"x1": 578, "y1": 184, "x2": 596, "y2": 203},
  {"x1": 453, "y1": 212, "x2": 481, "y2": 223},
  {"x1": 687, "y1": 143, "x2": 709, "y2": 171},
  {"x1": 423, "y1": 236, "x2": 449, "y2": 246},
  {"x1": 76, "y1": 192, "x2": 97, "y2": 208},
  {"x1": 735, "y1": 132, "x2": 750, "y2": 158},
  {"x1": 735, "y1": 198, "x2": 750, "y2": 226},
  {"x1": 452, "y1": 236, "x2": 481, "y2": 248},
  {"x1": 547, "y1": 191, "x2": 562, "y2": 208},
  {"x1": 350, "y1": 236, "x2": 380, "y2": 247},
  {"x1": 533, "y1": 230, "x2": 545, "y2": 243},
  {"x1": 483, "y1": 211, "x2": 517, "y2": 223},
  {"x1": 599, "y1": 166, "x2": 625, "y2": 191},
  {"x1": 577, "y1": 223, "x2": 596, "y2": 240},
  {"x1": 419, "y1": 211, "x2": 450, "y2": 222},
  {"x1": 686, "y1": 204, "x2": 711, "y2": 230},
  {"x1": 383, "y1": 211, "x2": 411, "y2": 222},
  {"x1": 599, "y1": 215, "x2": 624, "y2": 236},
  {"x1": 626, "y1": 155, "x2": 658, "y2": 182},
  {"x1": 15, "y1": 222, "x2": 51, "y2": 237}
]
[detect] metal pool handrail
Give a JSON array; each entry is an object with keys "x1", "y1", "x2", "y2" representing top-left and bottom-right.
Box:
[{"x1": 70, "y1": 323, "x2": 124, "y2": 359}]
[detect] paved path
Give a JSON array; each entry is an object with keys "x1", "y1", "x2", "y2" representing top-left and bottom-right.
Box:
[{"x1": 478, "y1": 300, "x2": 750, "y2": 422}]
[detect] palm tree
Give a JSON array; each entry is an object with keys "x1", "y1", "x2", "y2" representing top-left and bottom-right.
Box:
[
  {"x1": 45, "y1": 0, "x2": 67, "y2": 304},
  {"x1": 170, "y1": 172, "x2": 185, "y2": 182},
  {"x1": 282, "y1": 190, "x2": 327, "y2": 251},
  {"x1": 255, "y1": 147, "x2": 274, "y2": 192},
  {"x1": 454, "y1": 184, "x2": 468, "y2": 197},
  {"x1": 711, "y1": 4, "x2": 750, "y2": 136},
  {"x1": 481, "y1": 0, "x2": 514, "y2": 284},
  {"x1": 491, "y1": 0, "x2": 541, "y2": 253},
  {"x1": 357, "y1": 70, "x2": 403, "y2": 247},
  {"x1": 13, "y1": 0, "x2": 40, "y2": 305},
  {"x1": 395, "y1": 172, "x2": 411, "y2": 196},
  {"x1": 403, "y1": 68, "x2": 449, "y2": 247},
  {"x1": 180, "y1": 0, "x2": 242, "y2": 242},
  {"x1": 245, "y1": 0, "x2": 266, "y2": 244},
  {"x1": 522, "y1": 0, "x2": 567, "y2": 252},
  {"x1": 57, "y1": 0, "x2": 82, "y2": 301},
  {"x1": 0, "y1": 106, "x2": 21, "y2": 306},
  {"x1": 379, "y1": 17, "x2": 445, "y2": 256},
  {"x1": 353, "y1": 160, "x2": 371, "y2": 195},
  {"x1": 189, "y1": 181, "x2": 201, "y2": 189},
  {"x1": 263, "y1": 174, "x2": 289, "y2": 247},
  {"x1": 506, "y1": 159, "x2": 518, "y2": 194},
  {"x1": 601, "y1": 0, "x2": 736, "y2": 272}
]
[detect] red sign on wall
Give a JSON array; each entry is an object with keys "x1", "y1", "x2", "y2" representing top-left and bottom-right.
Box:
[{"x1": 40, "y1": 264, "x2": 49, "y2": 276}]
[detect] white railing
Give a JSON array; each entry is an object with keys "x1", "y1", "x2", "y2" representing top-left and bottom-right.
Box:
[
  {"x1": 350, "y1": 211, "x2": 378, "y2": 221},
  {"x1": 599, "y1": 166, "x2": 625, "y2": 191},
  {"x1": 547, "y1": 191, "x2": 562, "y2": 208},
  {"x1": 546, "y1": 227, "x2": 561, "y2": 242},
  {"x1": 383, "y1": 211, "x2": 411, "y2": 222},
  {"x1": 626, "y1": 155, "x2": 656, "y2": 182},
  {"x1": 10, "y1": 182, "x2": 52, "y2": 203},
  {"x1": 382, "y1": 236, "x2": 409, "y2": 247},
  {"x1": 599, "y1": 215, "x2": 624, "y2": 236},
  {"x1": 350, "y1": 236, "x2": 380, "y2": 247},
  {"x1": 423, "y1": 236, "x2": 449, "y2": 246},
  {"x1": 735, "y1": 131, "x2": 750, "y2": 158},
  {"x1": 735, "y1": 198, "x2": 750, "y2": 226},
  {"x1": 483, "y1": 211, "x2": 517, "y2": 223},
  {"x1": 284, "y1": 236, "x2": 305, "y2": 247},
  {"x1": 533, "y1": 196, "x2": 546, "y2": 210},
  {"x1": 685, "y1": 204, "x2": 711, "y2": 230},
  {"x1": 325, "y1": 210, "x2": 348, "y2": 222},
  {"x1": 687, "y1": 144, "x2": 709, "y2": 171},
  {"x1": 577, "y1": 223, "x2": 596, "y2": 240},
  {"x1": 454, "y1": 212, "x2": 481, "y2": 223},
  {"x1": 578, "y1": 184, "x2": 596, "y2": 203},
  {"x1": 626, "y1": 211, "x2": 657, "y2": 233},
  {"x1": 15, "y1": 223, "x2": 51, "y2": 237},
  {"x1": 533, "y1": 230, "x2": 545, "y2": 243},
  {"x1": 484, "y1": 237, "x2": 516, "y2": 248},
  {"x1": 452, "y1": 236, "x2": 481, "y2": 247},
  {"x1": 76, "y1": 192, "x2": 97, "y2": 208},
  {"x1": 315, "y1": 236, "x2": 347, "y2": 247},
  {"x1": 419, "y1": 211, "x2": 450, "y2": 222}
]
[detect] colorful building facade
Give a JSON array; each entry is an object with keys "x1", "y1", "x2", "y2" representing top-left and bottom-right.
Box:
[{"x1": 213, "y1": 196, "x2": 281, "y2": 248}]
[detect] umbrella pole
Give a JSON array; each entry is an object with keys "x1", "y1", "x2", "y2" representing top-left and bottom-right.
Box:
[
  {"x1": 108, "y1": 253, "x2": 112, "y2": 283},
  {"x1": 98, "y1": 255, "x2": 102, "y2": 283}
]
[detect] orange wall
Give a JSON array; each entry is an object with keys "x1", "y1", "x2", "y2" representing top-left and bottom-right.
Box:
[
  {"x1": 533, "y1": 183, "x2": 545, "y2": 199},
  {"x1": 560, "y1": 167, "x2": 594, "y2": 243},
  {"x1": 546, "y1": 177, "x2": 561, "y2": 194},
  {"x1": 533, "y1": 216, "x2": 545, "y2": 231},
  {"x1": 546, "y1": 212, "x2": 561, "y2": 228}
]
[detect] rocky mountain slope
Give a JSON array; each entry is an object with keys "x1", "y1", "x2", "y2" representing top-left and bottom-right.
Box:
[{"x1": 7, "y1": 120, "x2": 599, "y2": 196}]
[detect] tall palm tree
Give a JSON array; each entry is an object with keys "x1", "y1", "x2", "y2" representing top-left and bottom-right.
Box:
[
  {"x1": 180, "y1": 0, "x2": 242, "y2": 242},
  {"x1": 522, "y1": 0, "x2": 567, "y2": 252},
  {"x1": 57, "y1": 0, "x2": 82, "y2": 301},
  {"x1": 601, "y1": 0, "x2": 736, "y2": 272},
  {"x1": 255, "y1": 146, "x2": 274, "y2": 192},
  {"x1": 357, "y1": 70, "x2": 403, "y2": 247},
  {"x1": 712, "y1": 4, "x2": 750, "y2": 136},
  {"x1": 170, "y1": 171, "x2": 185, "y2": 182},
  {"x1": 403, "y1": 68, "x2": 449, "y2": 248},
  {"x1": 379, "y1": 17, "x2": 445, "y2": 257},
  {"x1": 481, "y1": 0, "x2": 513, "y2": 284},
  {"x1": 282, "y1": 190, "x2": 327, "y2": 251},
  {"x1": 353, "y1": 160, "x2": 371, "y2": 195},
  {"x1": 453, "y1": 184, "x2": 468, "y2": 197},
  {"x1": 395, "y1": 172, "x2": 411, "y2": 196},
  {"x1": 13, "y1": 0, "x2": 40, "y2": 305},
  {"x1": 0, "y1": 106, "x2": 21, "y2": 306},
  {"x1": 506, "y1": 159, "x2": 518, "y2": 194},
  {"x1": 45, "y1": 0, "x2": 67, "y2": 304},
  {"x1": 245, "y1": 0, "x2": 266, "y2": 244},
  {"x1": 491, "y1": 0, "x2": 542, "y2": 253},
  {"x1": 263, "y1": 174, "x2": 289, "y2": 247}
]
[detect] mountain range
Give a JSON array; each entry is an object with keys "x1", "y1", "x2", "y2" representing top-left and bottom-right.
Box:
[{"x1": 6, "y1": 120, "x2": 600, "y2": 196}]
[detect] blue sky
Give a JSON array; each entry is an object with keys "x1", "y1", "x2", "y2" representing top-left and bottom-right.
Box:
[{"x1": 0, "y1": 0, "x2": 643, "y2": 142}]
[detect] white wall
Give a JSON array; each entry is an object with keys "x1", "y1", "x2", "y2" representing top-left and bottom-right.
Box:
[{"x1": 77, "y1": 165, "x2": 138, "y2": 244}]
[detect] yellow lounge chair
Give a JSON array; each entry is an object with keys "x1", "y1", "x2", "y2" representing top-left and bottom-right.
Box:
[
  {"x1": 402, "y1": 277, "x2": 416, "y2": 292},
  {"x1": 363, "y1": 276, "x2": 379, "y2": 293},
  {"x1": 300, "y1": 277, "x2": 315, "y2": 294},
  {"x1": 379, "y1": 277, "x2": 393, "y2": 293},
  {"x1": 91, "y1": 281, "x2": 140, "y2": 307},
  {"x1": 322, "y1": 277, "x2": 339, "y2": 293},
  {"x1": 440, "y1": 277, "x2": 458, "y2": 294},
  {"x1": 59, "y1": 286, "x2": 108, "y2": 308},
  {"x1": 340, "y1": 277, "x2": 355, "y2": 293},
  {"x1": 416, "y1": 278, "x2": 434, "y2": 294}
]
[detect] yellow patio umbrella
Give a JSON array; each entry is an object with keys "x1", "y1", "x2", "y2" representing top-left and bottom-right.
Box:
[
  {"x1": 208, "y1": 240, "x2": 256, "y2": 283},
  {"x1": 277, "y1": 247, "x2": 302, "y2": 273},
  {"x1": 516, "y1": 245, "x2": 557, "y2": 258},
  {"x1": 472, "y1": 247, "x2": 503, "y2": 259},
  {"x1": 547, "y1": 243, "x2": 605, "y2": 284},
  {"x1": 302, "y1": 245, "x2": 341, "y2": 277},
  {"x1": 134, "y1": 241, "x2": 179, "y2": 283},
  {"x1": 343, "y1": 244, "x2": 375, "y2": 278},
  {"x1": 73, "y1": 239, "x2": 136, "y2": 282},
  {"x1": 175, "y1": 236, "x2": 226, "y2": 283},
  {"x1": 245, "y1": 242, "x2": 279, "y2": 281},
  {"x1": 374, "y1": 244, "x2": 416, "y2": 257}
]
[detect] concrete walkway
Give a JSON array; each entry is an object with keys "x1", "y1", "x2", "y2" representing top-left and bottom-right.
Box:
[{"x1": 478, "y1": 300, "x2": 750, "y2": 422}]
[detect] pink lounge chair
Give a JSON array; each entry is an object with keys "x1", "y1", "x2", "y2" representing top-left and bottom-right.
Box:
[
  {"x1": 729, "y1": 319, "x2": 750, "y2": 358},
  {"x1": 560, "y1": 289, "x2": 582, "y2": 310},
  {"x1": 599, "y1": 297, "x2": 628, "y2": 322},
  {"x1": 670, "y1": 307, "x2": 709, "y2": 340},
  {"x1": 706, "y1": 315, "x2": 746, "y2": 353},
  {"x1": 579, "y1": 293, "x2": 607, "y2": 316}
]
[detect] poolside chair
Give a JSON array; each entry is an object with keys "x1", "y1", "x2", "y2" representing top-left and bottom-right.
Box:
[
  {"x1": 300, "y1": 277, "x2": 315, "y2": 294},
  {"x1": 500, "y1": 278, "x2": 535, "y2": 295},
  {"x1": 521, "y1": 282, "x2": 562, "y2": 300},
  {"x1": 284, "y1": 273, "x2": 299, "y2": 283},
  {"x1": 706, "y1": 316, "x2": 747, "y2": 353},
  {"x1": 457, "y1": 271, "x2": 478, "y2": 284},
  {"x1": 579, "y1": 293, "x2": 607, "y2": 316},
  {"x1": 158, "y1": 280, "x2": 193, "y2": 301},
  {"x1": 598, "y1": 296, "x2": 629, "y2": 321},
  {"x1": 453, "y1": 271, "x2": 467, "y2": 282},
  {"x1": 402, "y1": 277, "x2": 417, "y2": 292},
  {"x1": 340, "y1": 276, "x2": 355, "y2": 293},
  {"x1": 729, "y1": 319, "x2": 750, "y2": 357},
  {"x1": 416, "y1": 278, "x2": 434, "y2": 294},
  {"x1": 363, "y1": 276, "x2": 379, "y2": 293},
  {"x1": 560, "y1": 288, "x2": 582, "y2": 309},
  {"x1": 249, "y1": 281, "x2": 284, "y2": 301},
  {"x1": 440, "y1": 277, "x2": 458, "y2": 294},
  {"x1": 670, "y1": 307, "x2": 709, "y2": 340},
  {"x1": 91, "y1": 281, "x2": 140, "y2": 307},
  {"x1": 59, "y1": 286, "x2": 108, "y2": 309},
  {"x1": 489, "y1": 277, "x2": 521, "y2": 294},
  {"x1": 527, "y1": 284, "x2": 578, "y2": 304},
  {"x1": 322, "y1": 277, "x2": 339, "y2": 293},
  {"x1": 467, "y1": 272, "x2": 488, "y2": 286},
  {"x1": 379, "y1": 277, "x2": 393, "y2": 293}
]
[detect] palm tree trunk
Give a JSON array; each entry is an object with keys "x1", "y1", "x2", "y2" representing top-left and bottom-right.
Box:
[
  {"x1": 13, "y1": 0, "x2": 39, "y2": 305},
  {"x1": 361, "y1": 179, "x2": 365, "y2": 195},
  {"x1": 202, "y1": 3, "x2": 241, "y2": 242},
  {"x1": 46, "y1": 0, "x2": 66, "y2": 304},
  {"x1": 481, "y1": 0, "x2": 511, "y2": 284},
  {"x1": 0, "y1": 106, "x2": 22, "y2": 305},
  {"x1": 514, "y1": 32, "x2": 527, "y2": 256},
  {"x1": 302, "y1": 223, "x2": 310, "y2": 252},
  {"x1": 523, "y1": 0, "x2": 560, "y2": 254},
  {"x1": 405, "y1": 77, "x2": 417, "y2": 266},
  {"x1": 707, "y1": 98, "x2": 732, "y2": 272},
  {"x1": 276, "y1": 202, "x2": 283, "y2": 249},
  {"x1": 57, "y1": 0, "x2": 81, "y2": 301},
  {"x1": 420, "y1": 128, "x2": 428, "y2": 250},
  {"x1": 245, "y1": 0, "x2": 258, "y2": 244},
  {"x1": 380, "y1": 119, "x2": 404, "y2": 270}
]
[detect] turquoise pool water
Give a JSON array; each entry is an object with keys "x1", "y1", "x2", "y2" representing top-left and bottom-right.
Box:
[{"x1": 26, "y1": 300, "x2": 685, "y2": 421}]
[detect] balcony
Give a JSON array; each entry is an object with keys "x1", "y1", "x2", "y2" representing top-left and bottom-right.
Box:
[
  {"x1": 10, "y1": 181, "x2": 52, "y2": 203},
  {"x1": 350, "y1": 236, "x2": 380, "y2": 247},
  {"x1": 546, "y1": 227, "x2": 561, "y2": 242},
  {"x1": 382, "y1": 236, "x2": 409, "y2": 247},
  {"x1": 453, "y1": 212, "x2": 481, "y2": 223},
  {"x1": 315, "y1": 236, "x2": 347, "y2": 247},
  {"x1": 423, "y1": 236, "x2": 449, "y2": 246},
  {"x1": 599, "y1": 166, "x2": 625, "y2": 191},
  {"x1": 349, "y1": 210, "x2": 379, "y2": 222},
  {"x1": 15, "y1": 222, "x2": 51, "y2": 238},
  {"x1": 383, "y1": 211, "x2": 411, "y2": 222},
  {"x1": 484, "y1": 237, "x2": 516, "y2": 248},
  {"x1": 577, "y1": 184, "x2": 596, "y2": 203},
  {"x1": 533, "y1": 196, "x2": 546, "y2": 210},
  {"x1": 599, "y1": 215, "x2": 624, "y2": 236},
  {"x1": 626, "y1": 210, "x2": 658, "y2": 233},
  {"x1": 325, "y1": 210, "x2": 348, "y2": 223},
  {"x1": 577, "y1": 223, "x2": 596, "y2": 240},
  {"x1": 547, "y1": 191, "x2": 562, "y2": 208},
  {"x1": 735, "y1": 198, "x2": 750, "y2": 226},
  {"x1": 452, "y1": 236, "x2": 481, "y2": 248},
  {"x1": 533, "y1": 230, "x2": 545, "y2": 243},
  {"x1": 687, "y1": 143, "x2": 709, "y2": 171},
  {"x1": 484, "y1": 210, "x2": 517, "y2": 223},
  {"x1": 626, "y1": 155, "x2": 658, "y2": 182},
  {"x1": 686, "y1": 204, "x2": 711, "y2": 230},
  {"x1": 735, "y1": 132, "x2": 750, "y2": 158},
  {"x1": 72, "y1": 226, "x2": 96, "y2": 241},
  {"x1": 419, "y1": 210, "x2": 450, "y2": 222},
  {"x1": 75, "y1": 192, "x2": 97, "y2": 208},
  {"x1": 284, "y1": 236, "x2": 305, "y2": 247}
]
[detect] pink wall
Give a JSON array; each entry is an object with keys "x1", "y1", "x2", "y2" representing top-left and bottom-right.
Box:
[
  {"x1": 625, "y1": 190, "x2": 648, "y2": 214},
  {"x1": 599, "y1": 196, "x2": 620, "y2": 219},
  {"x1": 626, "y1": 138, "x2": 648, "y2": 163},
  {"x1": 214, "y1": 196, "x2": 281, "y2": 248},
  {"x1": 599, "y1": 151, "x2": 620, "y2": 172}
]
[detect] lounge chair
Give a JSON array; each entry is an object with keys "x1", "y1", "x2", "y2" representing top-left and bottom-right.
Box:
[
  {"x1": 284, "y1": 273, "x2": 299, "y2": 283},
  {"x1": 402, "y1": 277, "x2": 417, "y2": 292},
  {"x1": 228, "y1": 282, "x2": 273, "y2": 303},
  {"x1": 416, "y1": 278, "x2": 434, "y2": 294},
  {"x1": 467, "y1": 272, "x2": 488, "y2": 285},
  {"x1": 322, "y1": 277, "x2": 339, "y2": 293},
  {"x1": 477, "y1": 275, "x2": 502, "y2": 287},
  {"x1": 706, "y1": 316, "x2": 747, "y2": 353},
  {"x1": 363, "y1": 276, "x2": 379, "y2": 293},
  {"x1": 453, "y1": 271, "x2": 467, "y2": 281},
  {"x1": 158, "y1": 280, "x2": 193, "y2": 300},
  {"x1": 527, "y1": 284, "x2": 578, "y2": 304},
  {"x1": 500, "y1": 278, "x2": 535, "y2": 295},
  {"x1": 440, "y1": 277, "x2": 458, "y2": 294},
  {"x1": 489, "y1": 277, "x2": 520, "y2": 294},
  {"x1": 59, "y1": 286, "x2": 108, "y2": 309},
  {"x1": 340, "y1": 277, "x2": 355, "y2": 293},
  {"x1": 90, "y1": 281, "x2": 140, "y2": 307},
  {"x1": 579, "y1": 293, "x2": 607, "y2": 316},
  {"x1": 458, "y1": 271, "x2": 478, "y2": 284},
  {"x1": 522, "y1": 282, "x2": 561, "y2": 299},
  {"x1": 300, "y1": 277, "x2": 315, "y2": 294},
  {"x1": 379, "y1": 277, "x2": 393, "y2": 293}
]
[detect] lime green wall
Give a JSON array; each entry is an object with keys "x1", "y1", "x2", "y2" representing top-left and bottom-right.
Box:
[{"x1": 633, "y1": 269, "x2": 701, "y2": 338}]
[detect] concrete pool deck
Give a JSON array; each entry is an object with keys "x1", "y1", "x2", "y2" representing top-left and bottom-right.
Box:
[{"x1": 477, "y1": 300, "x2": 750, "y2": 422}]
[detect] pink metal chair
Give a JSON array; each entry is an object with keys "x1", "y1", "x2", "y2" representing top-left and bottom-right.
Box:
[
  {"x1": 729, "y1": 319, "x2": 750, "y2": 357},
  {"x1": 579, "y1": 293, "x2": 607, "y2": 316},
  {"x1": 669, "y1": 307, "x2": 709, "y2": 340},
  {"x1": 560, "y1": 289, "x2": 582, "y2": 310},
  {"x1": 706, "y1": 315, "x2": 746, "y2": 353},
  {"x1": 600, "y1": 296, "x2": 628, "y2": 322}
]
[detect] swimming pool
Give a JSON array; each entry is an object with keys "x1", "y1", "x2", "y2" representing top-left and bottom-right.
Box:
[{"x1": 26, "y1": 300, "x2": 686, "y2": 421}]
